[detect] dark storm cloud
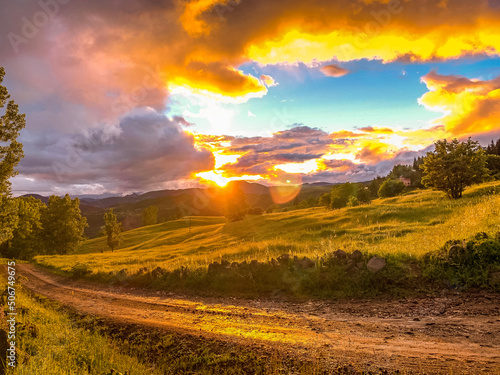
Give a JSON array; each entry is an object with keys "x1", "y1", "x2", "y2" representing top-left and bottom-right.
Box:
[{"x1": 17, "y1": 110, "x2": 214, "y2": 192}]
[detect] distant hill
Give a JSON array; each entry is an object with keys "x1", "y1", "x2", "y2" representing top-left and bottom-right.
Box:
[{"x1": 24, "y1": 181, "x2": 334, "y2": 238}]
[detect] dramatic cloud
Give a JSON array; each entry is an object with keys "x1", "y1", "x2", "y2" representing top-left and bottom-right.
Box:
[
  {"x1": 419, "y1": 71, "x2": 500, "y2": 137},
  {"x1": 194, "y1": 124, "x2": 434, "y2": 185},
  {"x1": 2, "y1": 0, "x2": 500, "y2": 193},
  {"x1": 15, "y1": 110, "x2": 214, "y2": 193},
  {"x1": 320, "y1": 65, "x2": 350, "y2": 78}
]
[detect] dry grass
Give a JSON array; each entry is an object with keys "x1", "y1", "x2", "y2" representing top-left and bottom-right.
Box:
[{"x1": 35, "y1": 182, "x2": 500, "y2": 277}]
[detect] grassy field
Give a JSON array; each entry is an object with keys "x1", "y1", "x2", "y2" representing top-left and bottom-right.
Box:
[{"x1": 35, "y1": 182, "x2": 500, "y2": 276}]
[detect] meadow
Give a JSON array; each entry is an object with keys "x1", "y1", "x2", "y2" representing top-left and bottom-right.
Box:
[{"x1": 34, "y1": 181, "x2": 500, "y2": 297}]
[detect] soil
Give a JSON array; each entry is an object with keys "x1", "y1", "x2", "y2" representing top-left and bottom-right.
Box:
[{"x1": 17, "y1": 264, "x2": 500, "y2": 374}]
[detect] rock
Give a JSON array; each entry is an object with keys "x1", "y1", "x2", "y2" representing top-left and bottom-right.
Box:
[
  {"x1": 345, "y1": 260, "x2": 357, "y2": 271},
  {"x1": 230, "y1": 262, "x2": 240, "y2": 269},
  {"x1": 334, "y1": 249, "x2": 348, "y2": 261},
  {"x1": 277, "y1": 254, "x2": 291, "y2": 265},
  {"x1": 350, "y1": 250, "x2": 363, "y2": 262},
  {"x1": 366, "y1": 256, "x2": 386, "y2": 273},
  {"x1": 220, "y1": 259, "x2": 230, "y2": 268},
  {"x1": 356, "y1": 262, "x2": 364, "y2": 269},
  {"x1": 270, "y1": 258, "x2": 279, "y2": 267},
  {"x1": 250, "y1": 259, "x2": 260, "y2": 268},
  {"x1": 297, "y1": 257, "x2": 315, "y2": 269}
]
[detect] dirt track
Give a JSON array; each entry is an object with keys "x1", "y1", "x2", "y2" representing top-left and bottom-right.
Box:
[{"x1": 17, "y1": 264, "x2": 500, "y2": 374}]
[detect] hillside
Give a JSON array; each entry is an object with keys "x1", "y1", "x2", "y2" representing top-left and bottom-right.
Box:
[
  {"x1": 27, "y1": 181, "x2": 334, "y2": 238},
  {"x1": 35, "y1": 181, "x2": 500, "y2": 297}
]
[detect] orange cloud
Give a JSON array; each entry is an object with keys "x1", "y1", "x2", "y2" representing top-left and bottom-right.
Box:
[
  {"x1": 320, "y1": 64, "x2": 350, "y2": 78},
  {"x1": 419, "y1": 71, "x2": 500, "y2": 136},
  {"x1": 359, "y1": 126, "x2": 394, "y2": 134},
  {"x1": 260, "y1": 74, "x2": 278, "y2": 87},
  {"x1": 33, "y1": 0, "x2": 500, "y2": 106}
]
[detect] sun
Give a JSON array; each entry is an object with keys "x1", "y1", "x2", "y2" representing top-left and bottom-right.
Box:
[{"x1": 196, "y1": 171, "x2": 230, "y2": 187}]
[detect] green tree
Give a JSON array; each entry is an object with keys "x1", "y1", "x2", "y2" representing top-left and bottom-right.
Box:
[
  {"x1": 142, "y1": 205, "x2": 158, "y2": 226},
  {"x1": 378, "y1": 179, "x2": 405, "y2": 198},
  {"x1": 104, "y1": 208, "x2": 122, "y2": 252},
  {"x1": 224, "y1": 182, "x2": 248, "y2": 222},
  {"x1": 40, "y1": 194, "x2": 88, "y2": 254},
  {"x1": 0, "y1": 67, "x2": 26, "y2": 245},
  {"x1": 318, "y1": 192, "x2": 331, "y2": 208},
  {"x1": 388, "y1": 164, "x2": 413, "y2": 180},
  {"x1": 368, "y1": 176, "x2": 386, "y2": 198},
  {"x1": 421, "y1": 138, "x2": 488, "y2": 199},
  {"x1": 347, "y1": 196, "x2": 359, "y2": 207},
  {"x1": 486, "y1": 154, "x2": 500, "y2": 180},
  {"x1": 0, "y1": 196, "x2": 43, "y2": 259},
  {"x1": 357, "y1": 186, "x2": 372, "y2": 204},
  {"x1": 330, "y1": 182, "x2": 356, "y2": 209}
]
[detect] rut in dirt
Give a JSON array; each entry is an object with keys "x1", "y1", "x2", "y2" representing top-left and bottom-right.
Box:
[{"x1": 16, "y1": 263, "x2": 500, "y2": 374}]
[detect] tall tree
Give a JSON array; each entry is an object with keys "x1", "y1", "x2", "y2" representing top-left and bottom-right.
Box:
[
  {"x1": 104, "y1": 208, "x2": 122, "y2": 252},
  {"x1": 0, "y1": 67, "x2": 26, "y2": 245},
  {"x1": 40, "y1": 194, "x2": 88, "y2": 254},
  {"x1": 142, "y1": 205, "x2": 158, "y2": 226},
  {"x1": 421, "y1": 138, "x2": 488, "y2": 199},
  {"x1": 0, "y1": 196, "x2": 43, "y2": 259},
  {"x1": 0, "y1": 67, "x2": 25, "y2": 195}
]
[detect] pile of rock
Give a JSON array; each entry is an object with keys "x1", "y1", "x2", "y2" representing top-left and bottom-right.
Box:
[{"x1": 322, "y1": 250, "x2": 386, "y2": 274}]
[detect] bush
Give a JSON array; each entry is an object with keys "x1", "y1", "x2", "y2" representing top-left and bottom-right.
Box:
[
  {"x1": 423, "y1": 232, "x2": 500, "y2": 289},
  {"x1": 378, "y1": 179, "x2": 405, "y2": 198},
  {"x1": 347, "y1": 196, "x2": 359, "y2": 207},
  {"x1": 248, "y1": 207, "x2": 265, "y2": 215},
  {"x1": 71, "y1": 263, "x2": 92, "y2": 278}
]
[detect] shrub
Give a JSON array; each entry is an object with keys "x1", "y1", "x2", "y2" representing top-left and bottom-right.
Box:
[
  {"x1": 347, "y1": 196, "x2": 359, "y2": 207},
  {"x1": 71, "y1": 263, "x2": 92, "y2": 278},
  {"x1": 423, "y1": 232, "x2": 500, "y2": 289},
  {"x1": 378, "y1": 179, "x2": 405, "y2": 198}
]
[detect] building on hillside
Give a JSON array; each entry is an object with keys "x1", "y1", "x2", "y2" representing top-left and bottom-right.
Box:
[{"x1": 399, "y1": 176, "x2": 411, "y2": 186}]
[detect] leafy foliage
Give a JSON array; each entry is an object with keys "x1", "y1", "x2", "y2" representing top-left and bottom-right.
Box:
[
  {"x1": 421, "y1": 138, "x2": 488, "y2": 199},
  {"x1": 0, "y1": 67, "x2": 26, "y2": 245},
  {"x1": 378, "y1": 179, "x2": 405, "y2": 198},
  {"x1": 142, "y1": 205, "x2": 158, "y2": 226},
  {"x1": 104, "y1": 208, "x2": 122, "y2": 251},
  {"x1": 486, "y1": 154, "x2": 500, "y2": 180},
  {"x1": 0, "y1": 67, "x2": 26, "y2": 196},
  {"x1": 41, "y1": 194, "x2": 88, "y2": 254},
  {"x1": 0, "y1": 196, "x2": 44, "y2": 259},
  {"x1": 328, "y1": 182, "x2": 371, "y2": 209},
  {"x1": 424, "y1": 232, "x2": 500, "y2": 289}
]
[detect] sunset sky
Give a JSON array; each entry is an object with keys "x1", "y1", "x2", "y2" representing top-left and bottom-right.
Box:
[{"x1": 2, "y1": 0, "x2": 500, "y2": 196}]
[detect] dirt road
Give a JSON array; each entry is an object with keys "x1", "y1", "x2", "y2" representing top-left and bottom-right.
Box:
[{"x1": 17, "y1": 264, "x2": 500, "y2": 374}]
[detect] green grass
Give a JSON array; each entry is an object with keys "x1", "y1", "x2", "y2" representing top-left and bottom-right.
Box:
[{"x1": 35, "y1": 182, "x2": 500, "y2": 278}]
